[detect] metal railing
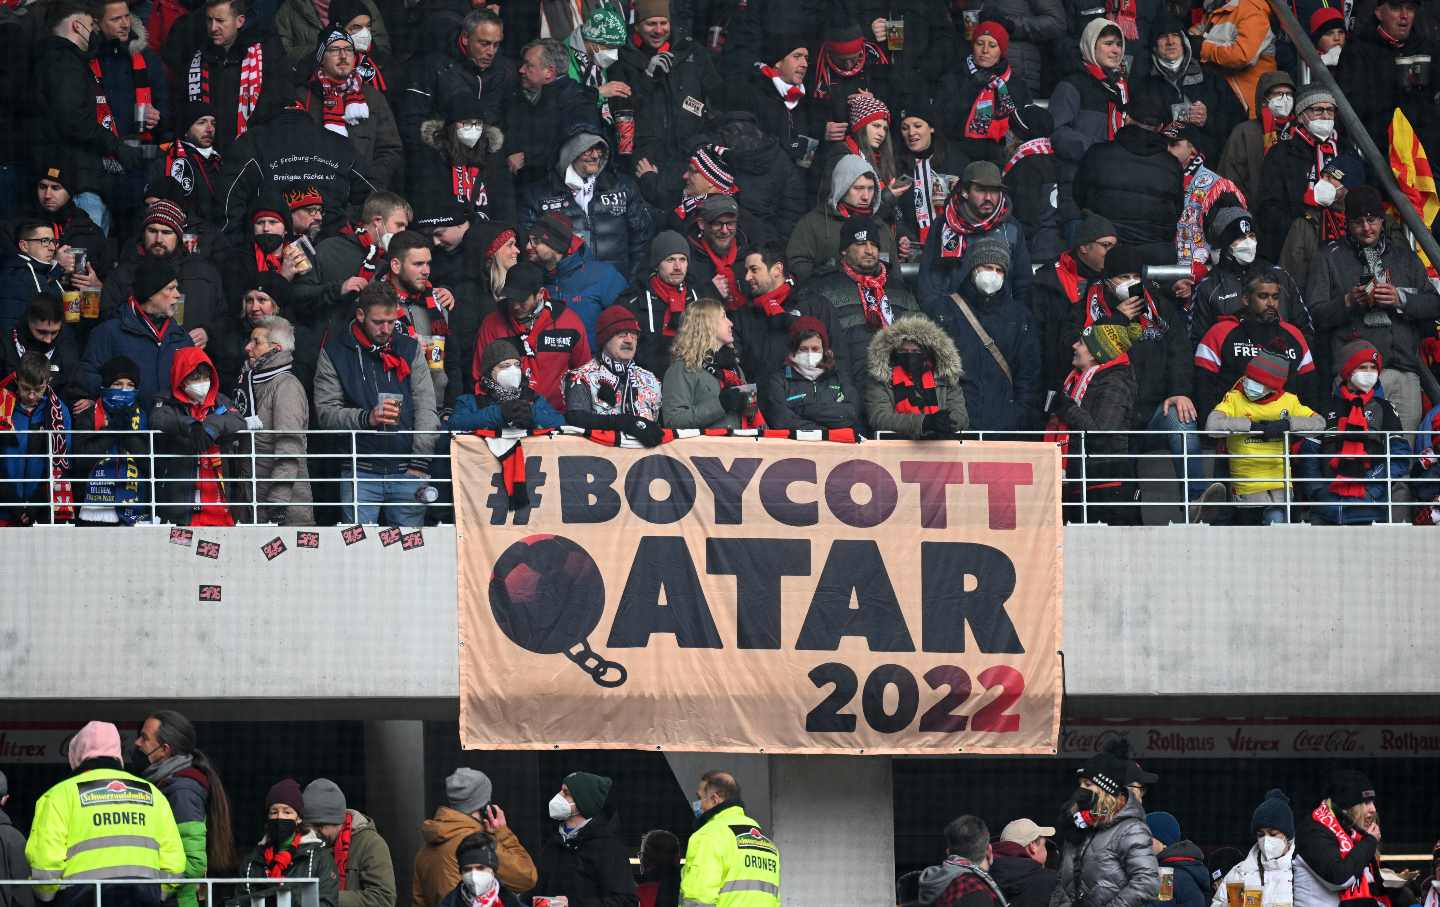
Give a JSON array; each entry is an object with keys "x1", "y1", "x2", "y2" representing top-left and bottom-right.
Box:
[
  {"x1": 0, "y1": 877, "x2": 319, "y2": 907},
  {"x1": 0, "y1": 427, "x2": 1431, "y2": 526}
]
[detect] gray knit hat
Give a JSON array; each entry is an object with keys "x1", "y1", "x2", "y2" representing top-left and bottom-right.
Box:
[
  {"x1": 302, "y1": 779, "x2": 347, "y2": 825},
  {"x1": 966, "y1": 235, "x2": 1012, "y2": 273},
  {"x1": 650, "y1": 230, "x2": 689, "y2": 271},
  {"x1": 1205, "y1": 206, "x2": 1253, "y2": 248},
  {"x1": 1073, "y1": 212, "x2": 1118, "y2": 248},
  {"x1": 1294, "y1": 82, "x2": 1336, "y2": 116},
  {"x1": 446, "y1": 768, "x2": 493, "y2": 815}
]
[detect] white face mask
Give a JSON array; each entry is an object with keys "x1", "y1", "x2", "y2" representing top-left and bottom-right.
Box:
[
  {"x1": 456, "y1": 125, "x2": 484, "y2": 148},
  {"x1": 464, "y1": 869, "x2": 495, "y2": 894},
  {"x1": 1431, "y1": 881, "x2": 1440, "y2": 892},
  {"x1": 794, "y1": 350, "x2": 822, "y2": 369},
  {"x1": 1320, "y1": 45, "x2": 1342, "y2": 65},
  {"x1": 1231, "y1": 237, "x2": 1258, "y2": 264},
  {"x1": 548, "y1": 793, "x2": 573, "y2": 821},
  {"x1": 1267, "y1": 94, "x2": 1294, "y2": 117},
  {"x1": 185, "y1": 380, "x2": 211, "y2": 403},
  {"x1": 1312, "y1": 179, "x2": 1338, "y2": 207},
  {"x1": 594, "y1": 47, "x2": 619, "y2": 69},
  {"x1": 496, "y1": 365, "x2": 523, "y2": 389},
  {"x1": 350, "y1": 27, "x2": 372, "y2": 52},
  {"x1": 1259, "y1": 835, "x2": 1289, "y2": 860},
  {"x1": 1307, "y1": 117, "x2": 1336, "y2": 140},
  {"x1": 1350, "y1": 370, "x2": 1378, "y2": 392},
  {"x1": 1242, "y1": 378, "x2": 1269, "y2": 401},
  {"x1": 973, "y1": 269, "x2": 1005, "y2": 295},
  {"x1": 380, "y1": 231, "x2": 395, "y2": 251}
]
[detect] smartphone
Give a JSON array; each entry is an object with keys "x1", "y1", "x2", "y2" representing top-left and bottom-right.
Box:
[{"x1": 72, "y1": 249, "x2": 88, "y2": 275}]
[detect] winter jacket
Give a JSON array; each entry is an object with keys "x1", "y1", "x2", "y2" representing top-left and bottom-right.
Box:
[
  {"x1": 713, "y1": 117, "x2": 809, "y2": 246},
  {"x1": 919, "y1": 856, "x2": 1006, "y2": 907},
  {"x1": 1336, "y1": 27, "x2": 1438, "y2": 157},
  {"x1": 148, "y1": 351, "x2": 247, "y2": 525},
  {"x1": 761, "y1": 361, "x2": 862, "y2": 431},
  {"x1": 1065, "y1": 0, "x2": 1165, "y2": 77},
  {"x1": 449, "y1": 387, "x2": 564, "y2": 431},
  {"x1": 1005, "y1": 150, "x2": 1063, "y2": 266},
  {"x1": 611, "y1": 37, "x2": 723, "y2": 169},
  {"x1": 474, "y1": 302, "x2": 591, "y2": 410},
  {"x1": 180, "y1": 36, "x2": 288, "y2": 151},
  {"x1": 411, "y1": 806, "x2": 537, "y2": 906},
  {"x1": 1050, "y1": 796, "x2": 1160, "y2": 907},
  {"x1": 717, "y1": 0, "x2": 834, "y2": 82},
  {"x1": 1049, "y1": 66, "x2": 1123, "y2": 223},
  {"x1": 541, "y1": 244, "x2": 630, "y2": 354},
  {"x1": 662, "y1": 358, "x2": 741, "y2": 430},
  {"x1": 1053, "y1": 354, "x2": 1138, "y2": 496},
  {"x1": 624, "y1": 280, "x2": 699, "y2": 378},
  {"x1": 275, "y1": 0, "x2": 390, "y2": 68},
  {"x1": 796, "y1": 267, "x2": 922, "y2": 397},
  {"x1": 1090, "y1": 281, "x2": 1191, "y2": 420},
  {"x1": 1291, "y1": 803, "x2": 1379, "y2": 907},
  {"x1": 940, "y1": 59, "x2": 1036, "y2": 166},
  {"x1": 142, "y1": 758, "x2": 209, "y2": 907},
  {"x1": 1033, "y1": 253, "x2": 1104, "y2": 391},
  {"x1": 407, "y1": 119, "x2": 515, "y2": 226},
  {"x1": 1217, "y1": 71, "x2": 1295, "y2": 205},
  {"x1": 400, "y1": 44, "x2": 516, "y2": 149},
  {"x1": 1256, "y1": 130, "x2": 1352, "y2": 263},
  {"x1": 93, "y1": 20, "x2": 171, "y2": 141},
  {"x1": 788, "y1": 200, "x2": 900, "y2": 284},
  {"x1": 436, "y1": 881, "x2": 521, "y2": 907},
  {"x1": 979, "y1": 0, "x2": 1069, "y2": 93},
  {"x1": 1072, "y1": 124, "x2": 1184, "y2": 254},
  {"x1": 839, "y1": 0, "x2": 961, "y2": 96},
  {"x1": 520, "y1": 133, "x2": 654, "y2": 282},
  {"x1": 1129, "y1": 42, "x2": 1245, "y2": 163},
  {"x1": 313, "y1": 323, "x2": 439, "y2": 473},
  {"x1": 1206, "y1": 387, "x2": 1324, "y2": 496},
  {"x1": 1296, "y1": 389, "x2": 1411, "y2": 524},
  {"x1": 1193, "y1": 314, "x2": 1317, "y2": 416},
  {"x1": 1209, "y1": 842, "x2": 1294, "y2": 907},
  {"x1": 101, "y1": 248, "x2": 226, "y2": 346},
  {"x1": 34, "y1": 204, "x2": 109, "y2": 282},
  {"x1": 863, "y1": 314, "x2": 968, "y2": 438},
  {"x1": 289, "y1": 229, "x2": 380, "y2": 327},
  {"x1": 924, "y1": 277, "x2": 1044, "y2": 431},
  {"x1": 79, "y1": 302, "x2": 196, "y2": 401},
  {"x1": 241, "y1": 831, "x2": 340, "y2": 907},
  {"x1": 1196, "y1": 0, "x2": 1276, "y2": 114},
  {"x1": 918, "y1": 210, "x2": 1033, "y2": 305},
  {"x1": 333, "y1": 810, "x2": 396, "y2": 907},
  {"x1": 0, "y1": 255, "x2": 65, "y2": 336},
  {"x1": 150, "y1": 140, "x2": 226, "y2": 227},
  {"x1": 294, "y1": 80, "x2": 403, "y2": 192},
  {"x1": 1189, "y1": 256, "x2": 1312, "y2": 346},
  {"x1": 1307, "y1": 236, "x2": 1440, "y2": 377},
  {"x1": 531, "y1": 810, "x2": 639, "y2": 907},
  {"x1": 731, "y1": 291, "x2": 834, "y2": 385},
  {"x1": 0, "y1": 807, "x2": 32, "y2": 907},
  {"x1": 1155, "y1": 842, "x2": 1210, "y2": 907},
  {"x1": 0, "y1": 4, "x2": 38, "y2": 170},
  {"x1": 991, "y1": 842, "x2": 1059, "y2": 907},
  {"x1": 0, "y1": 386, "x2": 71, "y2": 520},
  {"x1": 30, "y1": 35, "x2": 131, "y2": 198},
  {"x1": 723, "y1": 66, "x2": 823, "y2": 167},
  {"x1": 71, "y1": 393, "x2": 151, "y2": 523},
  {"x1": 234, "y1": 350, "x2": 313, "y2": 524},
  {"x1": 501, "y1": 78, "x2": 601, "y2": 190}
]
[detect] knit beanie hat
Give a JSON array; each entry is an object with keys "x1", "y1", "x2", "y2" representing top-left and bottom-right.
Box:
[
  {"x1": 1244, "y1": 350, "x2": 1290, "y2": 393},
  {"x1": 764, "y1": 31, "x2": 809, "y2": 66},
  {"x1": 1103, "y1": 245, "x2": 1147, "y2": 279},
  {"x1": 1345, "y1": 185, "x2": 1385, "y2": 220},
  {"x1": 563, "y1": 771, "x2": 612, "y2": 818},
  {"x1": 848, "y1": 93, "x2": 890, "y2": 134},
  {"x1": 1251, "y1": 789, "x2": 1295, "y2": 838},
  {"x1": 840, "y1": 215, "x2": 880, "y2": 250},
  {"x1": 1309, "y1": 6, "x2": 1346, "y2": 41},
  {"x1": 1011, "y1": 104, "x2": 1054, "y2": 141},
  {"x1": 266, "y1": 779, "x2": 305, "y2": 815},
  {"x1": 1337, "y1": 339, "x2": 1382, "y2": 380},
  {"x1": 67, "y1": 721, "x2": 122, "y2": 770},
  {"x1": 472, "y1": 221, "x2": 517, "y2": 261},
  {"x1": 973, "y1": 20, "x2": 1010, "y2": 56},
  {"x1": 531, "y1": 214, "x2": 575, "y2": 254},
  {"x1": 597, "y1": 305, "x2": 641, "y2": 347},
  {"x1": 966, "y1": 235, "x2": 1011, "y2": 273},
  {"x1": 1206, "y1": 206, "x2": 1255, "y2": 249},
  {"x1": 1082, "y1": 323, "x2": 1135, "y2": 363},
  {"x1": 101, "y1": 356, "x2": 142, "y2": 387},
  {"x1": 144, "y1": 199, "x2": 187, "y2": 235},
  {"x1": 1076, "y1": 752, "x2": 1129, "y2": 795},
  {"x1": 581, "y1": 6, "x2": 627, "y2": 45},
  {"x1": 634, "y1": 0, "x2": 668, "y2": 21},
  {"x1": 1146, "y1": 812, "x2": 1182, "y2": 847},
  {"x1": 1073, "y1": 212, "x2": 1118, "y2": 248},
  {"x1": 284, "y1": 184, "x2": 325, "y2": 211},
  {"x1": 645, "y1": 231, "x2": 688, "y2": 274},
  {"x1": 899, "y1": 98, "x2": 941, "y2": 129},
  {"x1": 37, "y1": 159, "x2": 74, "y2": 194},
  {"x1": 690, "y1": 145, "x2": 735, "y2": 194},
  {"x1": 455, "y1": 832, "x2": 499, "y2": 871},
  {"x1": 445, "y1": 768, "x2": 493, "y2": 815},
  {"x1": 133, "y1": 258, "x2": 179, "y2": 304},
  {"x1": 302, "y1": 779, "x2": 348, "y2": 824},
  {"x1": 315, "y1": 25, "x2": 355, "y2": 65},
  {"x1": 240, "y1": 272, "x2": 293, "y2": 311},
  {"x1": 178, "y1": 100, "x2": 217, "y2": 134},
  {"x1": 414, "y1": 196, "x2": 470, "y2": 231},
  {"x1": 1295, "y1": 82, "x2": 1336, "y2": 116},
  {"x1": 250, "y1": 192, "x2": 288, "y2": 226},
  {"x1": 790, "y1": 314, "x2": 829, "y2": 349},
  {"x1": 480, "y1": 338, "x2": 523, "y2": 377},
  {"x1": 1328, "y1": 770, "x2": 1377, "y2": 811}
]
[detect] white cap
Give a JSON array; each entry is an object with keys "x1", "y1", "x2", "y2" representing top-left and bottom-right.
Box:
[{"x1": 1000, "y1": 818, "x2": 1057, "y2": 846}]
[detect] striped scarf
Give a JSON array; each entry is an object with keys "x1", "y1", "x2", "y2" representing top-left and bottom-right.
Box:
[{"x1": 188, "y1": 42, "x2": 264, "y2": 138}]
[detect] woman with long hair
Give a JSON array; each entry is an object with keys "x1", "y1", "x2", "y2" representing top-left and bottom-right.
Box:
[
  {"x1": 894, "y1": 101, "x2": 970, "y2": 249},
  {"x1": 662, "y1": 298, "x2": 763, "y2": 430},
  {"x1": 1051, "y1": 747, "x2": 1159, "y2": 907}
]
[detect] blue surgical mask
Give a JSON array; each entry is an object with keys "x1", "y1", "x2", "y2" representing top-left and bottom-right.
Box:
[{"x1": 102, "y1": 387, "x2": 138, "y2": 410}]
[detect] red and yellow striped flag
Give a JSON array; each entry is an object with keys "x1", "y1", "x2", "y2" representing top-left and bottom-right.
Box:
[{"x1": 1389, "y1": 107, "x2": 1440, "y2": 273}]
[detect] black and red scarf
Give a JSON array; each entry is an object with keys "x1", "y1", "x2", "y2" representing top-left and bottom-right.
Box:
[
  {"x1": 187, "y1": 42, "x2": 264, "y2": 138},
  {"x1": 674, "y1": 194, "x2": 705, "y2": 221},
  {"x1": 1046, "y1": 355, "x2": 1131, "y2": 457},
  {"x1": 650, "y1": 275, "x2": 688, "y2": 336},
  {"x1": 964, "y1": 58, "x2": 1016, "y2": 142},
  {"x1": 385, "y1": 275, "x2": 448, "y2": 339},
  {"x1": 0, "y1": 382, "x2": 74, "y2": 520},
  {"x1": 254, "y1": 240, "x2": 283, "y2": 273},
  {"x1": 355, "y1": 51, "x2": 386, "y2": 92},
  {"x1": 1085, "y1": 284, "x2": 1165, "y2": 338},
  {"x1": 891, "y1": 365, "x2": 939, "y2": 414},
  {"x1": 698, "y1": 240, "x2": 743, "y2": 310},
  {"x1": 262, "y1": 832, "x2": 303, "y2": 879},
  {"x1": 939, "y1": 195, "x2": 1011, "y2": 260},
  {"x1": 340, "y1": 224, "x2": 382, "y2": 281},
  {"x1": 451, "y1": 165, "x2": 489, "y2": 212},
  {"x1": 1312, "y1": 800, "x2": 1377, "y2": 899},
  {"x1": 1085, "y1": 63, "x2": 1129, "y2": 139},
  {"x1": 308, "y1": 70, "x2": 367, "y2": 131},
  {"x1": 1329, "y1": 386, "x2": 1380, "y2": 498},
  {"x1": 814, "y1": 37, "x2": 888, "y2": 100},
  {"x1": 841, "y1": 260, "x2": 891, "y2": 329},
  {"x1": 350, "y1": 321, "x2": 410, "y2": 380},
  {"x1": 1004, "y1": 137, "x2": 1054, "y2": 174},
  {"x1": 705, "y1": 346, "x2": 765, "y2": 429},
  {"x1": 1054, "y1": 252, "x2": 1107, "y2": 313},
  {"x1": 752, "y1": 280, "x2": 793, "y2": 317},
  {"x1": 90, "y1": 53, "x2": 154, "y2": 142},
  {"x1": 1260, "y1": 106, "x2": 1293, "y2": 151},
  {"x1": 164, "y1": 140, "x2": 220, "y2": 198},
  {"x1": 837, "y1": 200, "x2": 874, "y2": 219}
]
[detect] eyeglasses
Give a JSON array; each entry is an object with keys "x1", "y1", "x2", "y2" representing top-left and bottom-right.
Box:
[
  {"x1": 709, "y1": 220, "x2": 738, "y2": 232},
  {"x1": 21, "y1": 236, "x2": 57, "y2": 247},
  {"x1": 1308, "y1": 105, "x2": 1339, "y2": 116},
  {"x1": 324, "y1": 46, "x2": 356, "y2": 57}
]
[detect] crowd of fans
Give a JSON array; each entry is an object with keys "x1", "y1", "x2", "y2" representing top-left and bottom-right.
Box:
[{"x1": 2, "y1": 0, "x2": 1440, "y2": 527}]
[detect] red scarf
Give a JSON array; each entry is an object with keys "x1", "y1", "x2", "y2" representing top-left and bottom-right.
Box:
[
  {"x1": 752, "y1": 281, "x2": 792, "y2": 317},
  {"x1": 650, "y1": 275, "x2": 688, "y2": 336},
  {"x1": 1085, "y1": 63, "x2": 1129, "y2": 138},
  {"x1": 176, "y1": 379, "x2": 234, "y2": 528},
  {"x1": 759, "y1": 64, "x2": 804, "y2": 102},
  {"x1": 90, "y1": 53, "x2": 153, "y2": 142},
  {"x1": 1377, "y1": 25, "x2": 1405, "y2": 48},
  {"x1": 1312, "y1": 801, "x2": 1376, "y2": 899},
  {"x1": 1108, "y1": 0, "x2": 1140, "y2": 39},
  {"x1": 351, "y1": 321, "x2": 410, "y2": 380},
  {"x1": 814, "y1": 38, "x2": 887, "y2": 100},
  {"x1": 964, "y1": 60, "x2": 1016, "y2": 142},
  {"x1": 699, "y1": 240, "x2": 743, "y2": 310},
  {"x1": 939, "y1": 195, "x2": 1011, "y2": 260},
  {"x1": 386, "y1": 276, "x2": 449, "y2": 339},
  {"x1": 631, "y1": 32, "x2": 671, "y2": 53},
  {"x1": 1046, "y1": 356, "x2": 1130, "y2": 458},
  {"x1": 310, "y1": 70, "x2": 366, "y2": 130},
  {"x1": 263, "y1": 833, "x2": 303, "y2": 878},
  {"x1": 1260, "y1": 106, "x2": 1292, "y2": 151},
  {"x1": 254, "y1": 241, "x2": 283, "y2": 273},
  {"x1": 891, "y1": 365, "x2": 939, "y2": 414},
  {"x1": 1004, "y1": 137, "x2": 1054, "y2": 174},
  {"x1": 332, "y1": 813, "x2": 354, "y2": 890},
  {"x1": 188, "y1": 42, "x2": 264, "y2": 138},
  {"x1": 841, "y1": 260, "x2": 891, "y2": 329},
  {"x1": 837, "y1": 201, "x2": 873, "y2": 218},
  {"x1": 129, "y1": 298, "x2": 174, "y2": 345},
  {"x1": 1055, "y1": 251, "x2": 1084, "y2": 301},
  {"x1": 1329, "y1": 385, "x2": 1379, "y2": 498}
]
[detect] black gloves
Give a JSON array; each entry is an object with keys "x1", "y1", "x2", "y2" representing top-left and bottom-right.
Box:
[
  {"x1": 719, "y1": 386, "x2": 749, "y2": 414},
  {"x1": 921, "y1": 410, "x2": 956, "y2": 438},
  {"x1": 618, "y1": 414, "x2": 665, "y2": 447},
  {"x1": 501, "y1": 397, "x2": 534, "y2": 429},
  {"x1": 1254, "y1": 418, "x2": 1291, "y2": 439}
]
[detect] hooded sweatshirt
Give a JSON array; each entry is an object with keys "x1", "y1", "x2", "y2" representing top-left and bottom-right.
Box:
[{"x1": 918, "y1": 856, "x2": 1007, "y2": 907}]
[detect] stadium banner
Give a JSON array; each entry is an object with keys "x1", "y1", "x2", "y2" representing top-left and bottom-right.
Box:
[{"x1": 453, "y1": 434, "x2": 1063, "y2": 756}]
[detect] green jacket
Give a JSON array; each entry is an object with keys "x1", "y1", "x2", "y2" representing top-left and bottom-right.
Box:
[
  {"x1": 338, "y1": 811, "x2": 396, "y2": 907},
  {"x1": 661, "y1": 360, "x2": 741, "y2": 430},
  {"x1": 679, "y1": 804, "x2": 779, "y2": 907}
]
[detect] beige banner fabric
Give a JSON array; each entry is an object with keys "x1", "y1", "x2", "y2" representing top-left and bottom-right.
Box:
[{"x1": 455, "y1": 434, "x2": 1063, "y2": 755}]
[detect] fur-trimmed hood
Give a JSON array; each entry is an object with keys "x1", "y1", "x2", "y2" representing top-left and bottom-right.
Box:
[
  {"x1": 419, "y1": 118, "x2": 505, "y2": 156},
  {"x1": 128, "y1": 15, "x2": 148, "y2": 54},
  {"x1": 866, "y1": 315, "x2": 964, "y2": 383}
]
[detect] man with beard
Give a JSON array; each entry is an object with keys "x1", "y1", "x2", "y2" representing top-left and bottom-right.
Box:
[
  {"x1": 625, "y1": 230, "x2": 699, "y2": 377},
  {"x1": 735, "y1": 241, "x2": 814, "y2": 383},
  {"x1": 1194, "y1": 272, "x2": 1317, "y2": 418},
  {"x1": 296, "y1": 27, "x2": 403, "y2": 192},
  {"x1": 154, "y1": 102, "x2": 224, "y2": 225},
  {"x1": 1, "y1": 296, "x2": 85, "y2": 406},
  {"x1": 1294, "y1": 772, "x2": 1382, "y2": 907},
  {"x1": 291, "y1": 190, "x2": 411, "y2": 327},
  {"x1": 685, "y1": 195, "x2": 751, "y2": 315},
  {"x1": 1033, "y1": 213, "x2": 1117, "y2": 391},
  {"x1": 920, "y1": 161, "x2": 1033, "y2": 304},
  {"x1": 474, "y1": 261, "x2": 590, "y2": 409},
  {"x1": 562, "y1": 305, "x2": 664, "y2": 446},
  {"x1": 99, "y1": 200, "x2": 224, "y2": 352},
  {"x1": 285, "y1": 185, "x2": 326, "y2": 247},
  {"x1": 218, "y1": 193, "x2": 314, "y2": 303},
  {"x1": 381, "y1": 231, "x2": 457, "y2": 404}
]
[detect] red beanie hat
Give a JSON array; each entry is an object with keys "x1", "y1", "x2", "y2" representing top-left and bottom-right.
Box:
[
  {"x1": 1338, "y1": 339, "x2": 1382, "y2": 380},
  {"x1": 789, "y1": 315, "x2": 829, "y2": 350},
  {"x1": 974, "y1": 20, "x2": 1010, "y2": 57},
  {"x1": 597, "y1": 305, "x2": 641, "y2": 348},
  {"x1": 848, "y1": 93, "x2": 891, "y2": 134}
]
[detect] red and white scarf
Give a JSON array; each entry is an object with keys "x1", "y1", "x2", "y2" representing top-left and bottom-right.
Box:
[
  {"x1": 309, "y1": 70, "x2": 367, "y2": 133},
  {"x1": 939, "y1": 195, "x2": 1011, "y2": 260},
  {"x1": 841, "y1": 260, "x2": 891, "y2": 329},
  {"x1": 188, "y1": 42, "x2": 264, "y2": 138},
  {"x1": 964, "y1": 58, "x2": 1016, "y2": 142},
  {"x1": 1312, "y1": 800, "x2": 1376, "y2": 900},
  {"x1": 1108, "y1": 0, "x2": 1140, "y2": 39},
  {"x1": 1004, "y1": 138, "x2": 1054, "y2": 174},
  {"x1": 814, "y1": 37, "x2": 888, "y2": 100},
  {"x1": 1046, "y1": 355, "x2": 1130, "y2": 459},
  {"x1": 759, "y1": 63, "x2": 804, "y2": 108},
  {"x1": 1295, "y1": 126, "x2": 1339, "y2": 185},
  {"x1": 129, "y1": 297, "x2": 175, "y2": 344},
  {"x1": 1085, "y1": 63, "x2": 1129, "y2": 139},
  {"x1": 1260, "y1": 106, "x2": 1292, "y2": 151}
]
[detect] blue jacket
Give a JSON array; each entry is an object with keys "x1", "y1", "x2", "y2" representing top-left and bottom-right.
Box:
[
  {"x1": 918, "y1": 213, "x2": 1033, "y2": 306},
  {"x1": 544, "y1": 244, "x2": 629, "y2": 353},
  {"x1": 79, "y1": 303, "x2": 194, "y2": 403},
  {"x1": 314, "y1": 324, "x2": 439, "y2": 472},
  {"x1": 93, "y1": 33, "x2": 170, "y2": 138},
  {"x1": 0, "y1": 389, "x2": 72, "y2": 514},
  {"x1": 449, "y1": 390, "x2": 564, "y2": 432},
  {"x1": 1411, "y1": 402, "x2": 1440, "y2": 504},
  {"x1": 0, "y1": 254, "x2": 65, "y2": 336},
  {"x1": 923, "y1": 275, "x2": 1043, "y2": 432}
]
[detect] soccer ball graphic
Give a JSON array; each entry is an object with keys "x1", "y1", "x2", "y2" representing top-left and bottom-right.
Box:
[{"x1": 489, "y1": 534, "x2": 606, "y2": 654}]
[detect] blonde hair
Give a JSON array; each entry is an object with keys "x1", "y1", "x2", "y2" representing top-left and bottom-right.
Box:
[
  {"x1": 1091, "y1": 788, "x2": 1126, "y2": 824},
  {"x1": 671, "y1": 298, "x2": 727, "y2": 371}
]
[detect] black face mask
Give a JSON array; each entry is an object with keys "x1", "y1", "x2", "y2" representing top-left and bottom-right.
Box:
[
  {"x1": 266, "y1": 818, "x2": 299, "y2": 846},
  {"x1": 1070, "y1": 787, "x2": 1096, "y2": 810},
  {"x1": 896, "y1": 351, "x2": 929, "y2": 376},
  {"x1": 254, "y1": 233, "x2": 284, "y2": 254},
  {"x1": 124, "y1": 745, "x2": 153, "y2": 774}
]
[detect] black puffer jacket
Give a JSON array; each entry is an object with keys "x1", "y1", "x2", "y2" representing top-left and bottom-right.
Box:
[
  {"x1": 30, "y1": 35, "x2": 131, "y2": 198},
  {"x1": 1089, "y1": 280, "x2": 1191, "y2": 421},
  {"x1": 1073, "y1": 125, "x2": 1183, "y2": 253},
  {"x1": 501, "y1": 77, "x2": 602, "y2": 190},
  {"x1": 1006, "y1": 150, "x2": 1063, "y2": 266},
  {"x1": 940, "y1": 57, "x2": 1036, "y2": 166},
  {"x1": 761, "y1": 361, "x2": 862, "y2": 431},
  {"x1": 532, "y1": 811, "x2": 638, "y2": 907},
  {"x1": 519, "y1": 131, "x2": 655, "y2": 281},
  {"x1": 1256, "y1": 130, "x2": 1353, "y2": 262},
  {"x1": 612, "y1": 36, "x2": 724, "y2": 168},
  {"x1": 1127, "y1": 41, "x2": 1244, "y2": 164},
  {"x1": 722, "y1": 65, "x2": 823, "y2": 165},
  {"x1": 718, "y1": 0, "x2": 834, "y2": 80},
  {"x1": 399, "y1": 43, "x2": 516, "y2": 147},
  {"x1": 711, "y1": 114, "x2": 809, "y2": 246},
  {"x1": 978, "y1": 0, "x2": 1069, "y2": 93}
]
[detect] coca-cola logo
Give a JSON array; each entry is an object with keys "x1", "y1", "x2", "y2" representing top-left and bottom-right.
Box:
[
  {"x1": 1293, "y1": 729, "x2": 1360, "y2": 753},
  {"x1": 1059, "y1": 727, "x2": 1127, "y2": 754}
]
